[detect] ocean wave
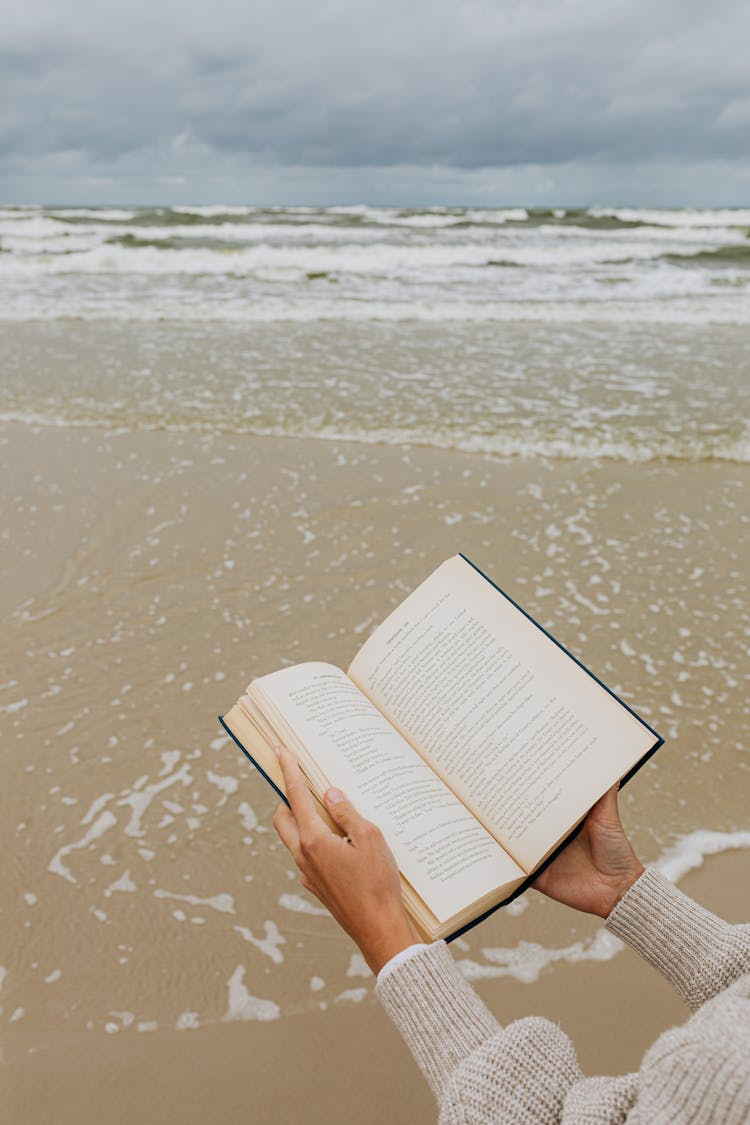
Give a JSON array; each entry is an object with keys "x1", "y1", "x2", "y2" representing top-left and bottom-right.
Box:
[
  {"x1": 2, "y1": 237, "x2": 664, "y2": 274},
  {"x1": 2, "y1": 226, "x2": 745, "y2": 276},
  {"x1": 1, "y1": 409, "x2": 747, "y2": 463},
  {"x1": 5, "y1": 204, "x2": 750, "y2": 238},
  {"x1": 2, "y1": 204, "x2": 748, "y2": 331},
  {"x1": 381, "y1": 207, "x2": 530, "y2": 227},
  {"x1": 46, "y1": 208, "x2": 137, "y2": 222},
  {"x1": 663, "y1": 242, "x2": 750, "y2": 266},
  {"x1": 588, "y1": 206, "x2": 750, "y2": 229},
  {"x1": 171, "y1": 204, "x2": 261, "y2": 218}
]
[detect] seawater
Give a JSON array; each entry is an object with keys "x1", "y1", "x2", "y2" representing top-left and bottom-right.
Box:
[
  {"x1": 2, "y1": 204, "x2": 750, "y2": 326},
  {"x1": 1, "y1": 204, "x2": 749, "y2": 1044},
  {"x1": 1, "y1": 203, "x2": 749, "y2": 462}
]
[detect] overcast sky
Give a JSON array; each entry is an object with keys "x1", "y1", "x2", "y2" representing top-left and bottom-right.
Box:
[{"x1": 2, "y1": 0, "x2": 749, "y2": 205}]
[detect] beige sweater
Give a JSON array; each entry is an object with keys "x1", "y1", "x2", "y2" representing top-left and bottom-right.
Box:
[{"x1": 376, "y1": 869, "x2": 750, "y2": 1123}]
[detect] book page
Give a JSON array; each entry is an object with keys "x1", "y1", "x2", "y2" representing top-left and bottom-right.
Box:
[
  {"x1": 348, "y1": 556, "x2": 656, "y2": 872},
  {"x1": 253, "y1": 661, "x2": 523, "y2": 922}
]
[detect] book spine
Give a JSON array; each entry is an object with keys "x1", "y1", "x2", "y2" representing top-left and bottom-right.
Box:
[{"x1": 218, "y1": 715, "x2": 290, "y2": 808}]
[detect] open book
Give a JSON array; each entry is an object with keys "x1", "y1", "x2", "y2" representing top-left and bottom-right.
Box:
[{"x1": 220, "y1": 555, "x2": 662, "y2": 943}]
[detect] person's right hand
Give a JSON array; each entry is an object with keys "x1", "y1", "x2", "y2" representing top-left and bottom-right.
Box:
[
  {"x1": 272, "y1": 746, "x2": 421, "y2": 974},
  {"x1": 532, "y1": 785, "x2": 644, "y2": 918}
]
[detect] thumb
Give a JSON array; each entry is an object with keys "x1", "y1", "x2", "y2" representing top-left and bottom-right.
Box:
[
  {"x1": 591, "y1": 783, "x2": 620, "y2": 822},
  {"x1": 323, "y1": 786, "x2": 366, "y2": 837},
  {"x1": 589, "y1": 784, "x2": 631, "y2": 842}
]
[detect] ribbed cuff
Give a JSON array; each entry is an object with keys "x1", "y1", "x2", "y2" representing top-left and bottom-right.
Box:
[
  {"x1": 604, "y1": 866, "x2": 736, "y2": 1010},
  {"x1": 377, "y1": 942, "x2": 428, "y2": 985},
  {"x1": 375, "y1": 940, "x2": 502, "y2": 1100}
]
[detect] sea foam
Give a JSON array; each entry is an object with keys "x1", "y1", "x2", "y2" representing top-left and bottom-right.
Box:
[{"x1": 461, "y1": 828, "x2": 750, "y2": 983}]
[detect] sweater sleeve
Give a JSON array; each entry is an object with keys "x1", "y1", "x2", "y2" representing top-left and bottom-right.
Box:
[
  {"x1": 375, "y1": 940, "x2": 584, "y2": 1122},
  {"x1": 604, "y1": 865, "x2": 750, "y2": 1011}
]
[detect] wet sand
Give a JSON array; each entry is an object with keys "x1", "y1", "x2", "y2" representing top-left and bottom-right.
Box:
[
  {"x1": 1, "y1": 422, "x2": 748, "y2": 1122},
  {"x1": 6, "y1": 851, "x2": 749, "y2": 1125}
]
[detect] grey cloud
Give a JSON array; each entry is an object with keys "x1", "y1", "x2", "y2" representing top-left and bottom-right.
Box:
[{"x1": 1, "y1": 0, "x2": 749, "y2": 202}]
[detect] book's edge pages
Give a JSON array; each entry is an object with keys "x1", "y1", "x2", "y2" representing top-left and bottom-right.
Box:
[
  {"x1": 249, "y1": 676, "x2": 341, "y2": 800},
  {"x1": 220, "y1": 703, "x2": 340, "y2": 835}
]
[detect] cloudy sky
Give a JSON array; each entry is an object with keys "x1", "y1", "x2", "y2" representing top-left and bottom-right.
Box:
[{"x1": 2, "y1": 0, "x2": 749, "y2": 205}]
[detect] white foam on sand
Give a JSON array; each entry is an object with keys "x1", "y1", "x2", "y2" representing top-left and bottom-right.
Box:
[
  {"x1": 5, "y1": 407, "x2": 746, "y2": 464},
  {"x1": 653, "y1": 829, "x2": 750, "y2": 882},
  {"x1": 0, "y1": 697, "x2": 28, "y2": 713},
  {"x1": 278, "y1": 892, "x2": 329, "y2": 916},
  {"x1": 233, "y1": 921, "x2": 286, "y2": 963},
  {"x1": 238, "y1": 801, "x2": 259, "y2": 830},
  {"x1": 206, "y1": 770, "x2": 239, "y2": 802},
  {"x1": 48, "y1": 810, "x2": 117, "y2": 883},
  {"x1": 460, "y1": 929, "x2": 625, "y2": 983},
  {"x1": 81, "y1": 793, "x2": 115, "y2": 824},
  {"x1": 159, "y1": 750, "x2": 182, "y2": 775},
  {"x1": 154, "y1": 888, "x2": 235, "y2": 914},
  {"x1": 460, "y1": 828, "x2": 750, "y2": 984},
  {"x1": 104, "y1": 869, "x2": 136, "y2": 896},
  {"x1": 117, "y1": 764, "x2": 192, "y2": 837},
  {"x1": 176, "y1": 1011, "x2": 201, "y2": 1030},
  {"x1": 346, "y1": 953, "x2": 370, "y2": 978},
  {"x1": 224, "y1": 966, "x2": 280, "y2": 1022},
  {"x1": 334, "y1": 988, "x2": 368, "y2": 1004}
]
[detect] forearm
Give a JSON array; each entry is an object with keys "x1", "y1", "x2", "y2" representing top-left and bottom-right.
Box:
[
  {"x1": 376, "y1": 942, "x2": 502, "y2": 1100},
  {"x1": 376, "y1": 941, "x2": 583, "y2": 1119},
  {"x1": 604, "y1": 866, "x2": 750, "y2": 1010}
]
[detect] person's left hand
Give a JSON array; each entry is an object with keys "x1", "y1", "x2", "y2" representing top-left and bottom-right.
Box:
[
  {"x1": 532, "y1": 785, "x2": 644, "y2": 918},
  {"x1": 272, "y1": 745, "x2": 421, "y2": 974}
]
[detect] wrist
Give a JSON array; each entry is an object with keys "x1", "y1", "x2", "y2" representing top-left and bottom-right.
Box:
[
  {"x1": 602, "y1": 861, "x2": 645, "y2": 918},
  {"x1": 357, "y1": 911, "x2": 422, "y2": 975}
]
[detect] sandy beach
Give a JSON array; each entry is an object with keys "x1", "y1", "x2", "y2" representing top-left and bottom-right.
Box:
[
  {"x1": 2, "y1": 416, "x2": 748, "y2": 1122},
  {"x1": 6, "y1": 853, "x2": 748, "y2": 1125}
]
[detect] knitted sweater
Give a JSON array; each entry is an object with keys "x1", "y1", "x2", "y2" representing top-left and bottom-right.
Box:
[{"x1": 375, "y1": 868, "x2": 750, "y2": 1123}]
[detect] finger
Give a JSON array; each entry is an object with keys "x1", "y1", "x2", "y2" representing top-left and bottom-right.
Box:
[
  {"x1": 273, "y1": 801, "x2": 301, "y2": 859},
  {"x1": 276, "y1": 746, "x2": 327, "y2": 839},
  {"x1": 323, "y1": 786, "x2": 375, "y2": 842}
]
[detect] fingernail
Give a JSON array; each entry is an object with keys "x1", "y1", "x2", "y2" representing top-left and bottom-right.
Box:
[
  {"x1": 326, "y1": 787, "x2": 345, "y2": 805},
  {"x1": 274, "y1": 745, "x2": 284, "y2": 759}
]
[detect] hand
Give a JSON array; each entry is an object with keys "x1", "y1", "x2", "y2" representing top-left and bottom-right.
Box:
[
  {"x1": 272, "y1": 746, "x2": 421, "y2": 974},
  {"x1": 532, "y1": 785, "x2": 644, "y2": 918}
]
